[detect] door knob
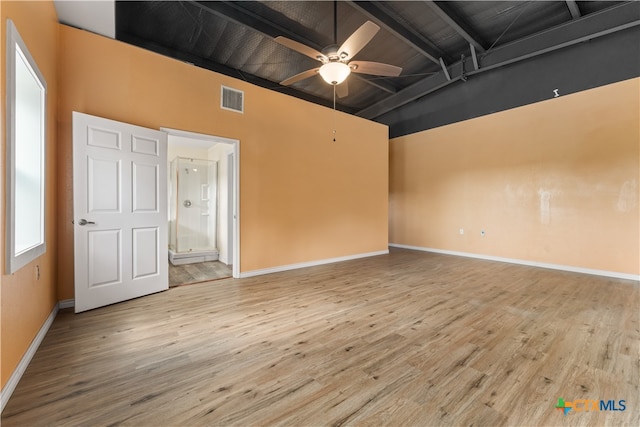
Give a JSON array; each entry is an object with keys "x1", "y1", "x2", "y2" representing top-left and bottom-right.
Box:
[{"x1": 78, "y1": 219, "x2": 95, "y2": 226}]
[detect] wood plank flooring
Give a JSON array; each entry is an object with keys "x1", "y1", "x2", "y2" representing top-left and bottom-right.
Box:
[
  {"x1": 2, "y1": 248, "x2": 638, "y2": 426},
  {"x1": 169, "y1": 261, "x2": 232, "y2": 287}
]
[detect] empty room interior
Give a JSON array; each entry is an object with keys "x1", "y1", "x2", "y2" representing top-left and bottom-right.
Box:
[{"x1": 1, "y1": 1, "x2": 638, "y2": 425}]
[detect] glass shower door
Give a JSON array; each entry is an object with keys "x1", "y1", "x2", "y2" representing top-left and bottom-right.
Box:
[{"x1": 174, "y1": 157, "x2": 217, "y2": 253}]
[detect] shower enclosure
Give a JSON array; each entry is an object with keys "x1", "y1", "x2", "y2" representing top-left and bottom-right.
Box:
[{"x1": 169, "y1": 157, "x2": 219, "y2": 265}]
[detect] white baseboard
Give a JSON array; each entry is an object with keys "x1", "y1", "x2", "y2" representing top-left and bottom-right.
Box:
[
  {"x1": 59, "y1": 299, "x2": 75, "y2": 309},
  {"x1": 240, "y1": 250, "x2": 390, "y2": 278},
  {"x1": 1, "y1": 302, "x2": 59, "y2": 413},
  {"x1": 389, "y1": 243, "x2": 640, "y2": 282}
]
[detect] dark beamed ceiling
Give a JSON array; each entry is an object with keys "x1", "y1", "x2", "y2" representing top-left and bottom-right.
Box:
[{"x1": 115, "y1": 1, "x2": 638, "y2": 119}]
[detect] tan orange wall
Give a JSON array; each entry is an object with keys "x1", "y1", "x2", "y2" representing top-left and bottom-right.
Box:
[
  {"x1": 57, "y1": 26, "x2": 388, "y2": 299},
  {"x1": 390, "y1": 78, "x2": 640, "y2": 275},
  {"x1": 1, "y1": 1, "x2": 59, "y2": 389}
]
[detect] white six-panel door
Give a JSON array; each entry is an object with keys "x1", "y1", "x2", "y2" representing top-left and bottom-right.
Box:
[{"x1": 73, "y1": 112, "x2": 168, "y2": 313}]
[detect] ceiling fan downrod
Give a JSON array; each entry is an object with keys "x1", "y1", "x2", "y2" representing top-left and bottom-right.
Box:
[
  {"x1": 332, "y1": 84, "x2": 337, "y2": 143},
  {"x1": 333, "y1": 0, "x2": 338, "y2": 46}
]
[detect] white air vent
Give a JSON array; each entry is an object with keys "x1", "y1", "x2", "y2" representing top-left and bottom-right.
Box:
[{"x1": 221, "y1": 86, "x2": 244, "y2": 113}]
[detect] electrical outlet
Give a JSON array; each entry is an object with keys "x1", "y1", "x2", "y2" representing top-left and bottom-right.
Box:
[{"x1": 459, "y1": 228, "x2": 464, "y2": 235}]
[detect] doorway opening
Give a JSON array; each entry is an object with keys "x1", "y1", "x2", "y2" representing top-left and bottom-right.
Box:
[{"x1": 162, "y1": 128, "x2": 239, "y2": 286}]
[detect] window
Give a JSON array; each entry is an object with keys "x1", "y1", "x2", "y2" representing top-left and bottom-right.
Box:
[{"x1": 5, "y1": 20, "x2": 47, "y2": 274}]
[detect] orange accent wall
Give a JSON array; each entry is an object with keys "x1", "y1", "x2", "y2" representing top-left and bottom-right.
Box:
[
  {"x1": 56, "y1": 26, "x2": 389, "y2": 299},
  {"x1": 390, "y1": 78, "x2": 640, "y2": 276},
  {"x1": 1, "y1": 1, "x2": 59, "y2": 389}
]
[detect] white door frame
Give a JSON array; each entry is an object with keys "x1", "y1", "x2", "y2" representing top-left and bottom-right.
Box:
[
  {"x1": 161, "y1": 127, "x2": 240, "y2": 278},
  {"x1": 226, "y1": 151, "x2": 234, "y2": 267}
]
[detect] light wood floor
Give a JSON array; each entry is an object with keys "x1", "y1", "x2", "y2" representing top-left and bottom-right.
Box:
[{"x1": 3, "y1": 249, "x2": 638, "y2": 426}]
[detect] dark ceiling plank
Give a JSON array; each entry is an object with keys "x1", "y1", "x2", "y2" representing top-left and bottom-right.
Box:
[
  {"x1": 353, "y1": 75, "x2": 397, "y2": 94},
  {"x1": 566, "y1": 1, "x2": 582, "y2": 19},
  {"x1": 191, "y1": 1, "x2": 390, "y2": 95},
  {"x1": 357, "y1": 2, "x2": 640, "y2": 119},
  {"x1": 424, "y1": 1, "x2": 486, "y2": 52},
  {"x1": 346, "y1": 1, "x2": 445, "y2": 65},
  {"x1": 362, "y1": 72, "x2": 454, "y2": 120},
  {"x1": 192, "y1": 1, "x2": 323, "y2": 51}
]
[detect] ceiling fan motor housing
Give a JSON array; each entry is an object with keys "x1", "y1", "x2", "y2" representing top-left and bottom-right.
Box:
[{"x1": 321, "y1": 45, "x2": 342, "y2": 63}]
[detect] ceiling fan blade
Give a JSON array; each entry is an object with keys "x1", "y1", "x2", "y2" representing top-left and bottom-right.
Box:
[
  {"x1": 335, "y1": 81, "x2": 349, "y2": 98},
  {"x1": 349, "y1": 61, "x2": 402, "y2": 77},
  {"x1": 338, "y1": 21, "x2": 380, "y2": 61},
  {"x1": 280, "y1": 68, "x2": 320, "y2": 86},
  {"x1": 274, "y1": 36, "x2": 327, "y2": 62}
]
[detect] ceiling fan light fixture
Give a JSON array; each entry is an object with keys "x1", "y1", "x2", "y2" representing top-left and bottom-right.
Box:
[{"x1": 319, "y1": 62, "x2": 351, "y2": 85}]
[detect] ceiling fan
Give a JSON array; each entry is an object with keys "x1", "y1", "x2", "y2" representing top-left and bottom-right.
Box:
[{"x1": 274, "y1": 3, "x2": 402, "y2": 98}]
